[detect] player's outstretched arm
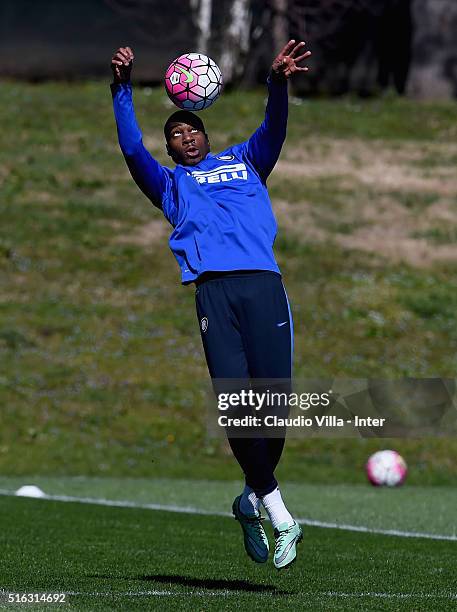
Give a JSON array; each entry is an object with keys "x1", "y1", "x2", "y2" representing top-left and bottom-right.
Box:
[
  {"x1": 245, "y1": 40, "x2": 311, "y2": 182},
  {"x1": 111, "y1": 47, "x2": 175, "y2": 220}
]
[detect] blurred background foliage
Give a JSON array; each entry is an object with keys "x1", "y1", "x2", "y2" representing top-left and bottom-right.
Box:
[{"x1": 0, "y1": 0, "x2": 456, "y2": 98}]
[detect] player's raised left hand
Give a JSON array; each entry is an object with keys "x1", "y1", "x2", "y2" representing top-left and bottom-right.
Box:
[
  {"x1": 271, "y1": 40, "x2": 311, "y2": 80},
  {"x1": 111, "y1": 46, "x2": 135, "y2": 83}
]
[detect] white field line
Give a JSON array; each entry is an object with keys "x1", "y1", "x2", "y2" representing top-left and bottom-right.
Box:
[
  {"x1": 60, "y1": 590, "x2": 457, "y2": 600},
  {"x1": 1, "y1": 488, "x2": 456, "y2": 543},
  {"x1": 2, "y1": 588, "x2": 456, "y2": 600},
  {"x1": 319, "y1": 592, "x2": 457, "y2": 600},
  {"x1": 65, "y1": 590, "x2": 236, "y2": 597},
  {"x1": 65, "y1": 590, "x2": 223, "y2": 597}
]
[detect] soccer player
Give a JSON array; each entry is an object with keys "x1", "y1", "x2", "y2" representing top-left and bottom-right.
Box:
[{"x1": 111, "y1": 41, "x2": 311, "y2": 569}]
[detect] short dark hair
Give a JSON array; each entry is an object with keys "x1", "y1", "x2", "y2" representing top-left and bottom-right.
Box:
[{"x1": 164, "y1": 110, "x2": 206, "y2": 141}]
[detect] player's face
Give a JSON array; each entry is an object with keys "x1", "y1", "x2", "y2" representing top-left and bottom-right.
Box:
[{"x1": 166, "y1": 122, "x2": 210, "y2": 166}]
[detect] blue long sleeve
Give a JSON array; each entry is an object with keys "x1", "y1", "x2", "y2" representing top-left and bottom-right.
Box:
[
  {"x1": 110, "y1": 78, "x2": 287, "y2": 284},
  {"x1": 111, "y1": 82, "x2": 176, "y2": 221},
  {"x1": 244, "y1": 76, "x2": 288, "y2": 182}
]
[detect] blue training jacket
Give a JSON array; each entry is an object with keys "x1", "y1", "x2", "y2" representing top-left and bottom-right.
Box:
[{"x1": 111, "y1": 77, "x2": 288, "y2": 284}]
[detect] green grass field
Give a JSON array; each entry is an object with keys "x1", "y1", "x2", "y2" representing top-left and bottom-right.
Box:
[
  {"x1": 1, "y1": 81, "x2": 457, "y2": 483},
  {"x1": 1, "y1": 478, "x2": 456, "y2": 611},
  {"x1": 1, "y1": 81, "x2": 457, "y2": 610}
]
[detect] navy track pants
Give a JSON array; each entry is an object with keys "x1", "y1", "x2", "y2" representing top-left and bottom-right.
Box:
[{"x1": 195, "y1": 270, "x2": 293, "y2": 496}]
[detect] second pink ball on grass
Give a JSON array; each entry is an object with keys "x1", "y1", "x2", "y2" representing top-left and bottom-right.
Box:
[{"x1": 366, "y1": 450, "x2": 408, "y2": 487}]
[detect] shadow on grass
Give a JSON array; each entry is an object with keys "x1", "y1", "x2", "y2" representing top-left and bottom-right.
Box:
[
  {"x1": 140, "y1": 574, "x2": 290, "y2": 594},
  {"x1": 89, "y1": 573, "x2": 290, "y2": 594}
]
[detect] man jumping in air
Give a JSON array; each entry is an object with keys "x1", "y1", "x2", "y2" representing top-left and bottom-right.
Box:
[{"x1": 111, "y1": 40, "x2": 311, "y2": 570}]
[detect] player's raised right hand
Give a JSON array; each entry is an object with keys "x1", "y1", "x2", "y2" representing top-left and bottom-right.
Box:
[{"x1": 111, "y1": 46, "x2": 134, "y2": 83}]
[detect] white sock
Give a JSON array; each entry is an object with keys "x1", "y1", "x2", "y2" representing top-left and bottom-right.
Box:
[
  {"x1": 239, "y1": 484, "x2": 260, "y2": 516},
  {"x1": 261, "y1": 487, "x2": 293, "y2": 529}
]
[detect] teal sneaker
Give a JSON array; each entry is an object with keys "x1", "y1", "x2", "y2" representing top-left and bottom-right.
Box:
[
  {"x1": 273, "y1": 521, "x2": 303, "y2": 570},
  {"x1": 232, "y1": 495, "x2": 269, "y2": 563}
]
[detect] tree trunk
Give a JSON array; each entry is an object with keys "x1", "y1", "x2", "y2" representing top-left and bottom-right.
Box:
[
  {"x1": 272, "y1": 0, "x2": 288, "y2": 53},
  {"x1": 219, "y1": 0, "x2": 252, "y2": 85},
  {"x1": 407, "y1": 0, "x2": 457, "y2": 98},
  {"x1": 190, "y1": 0, "x2": 212, "y2": 55}
]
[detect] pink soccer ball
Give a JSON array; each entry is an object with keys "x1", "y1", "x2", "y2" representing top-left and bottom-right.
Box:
[
  {"x1": 164, "y1": 53, "x2": 223, "y2": 111},
  {"x1": 366, "y1": 450, "x2": 407, "y2": 487}
]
